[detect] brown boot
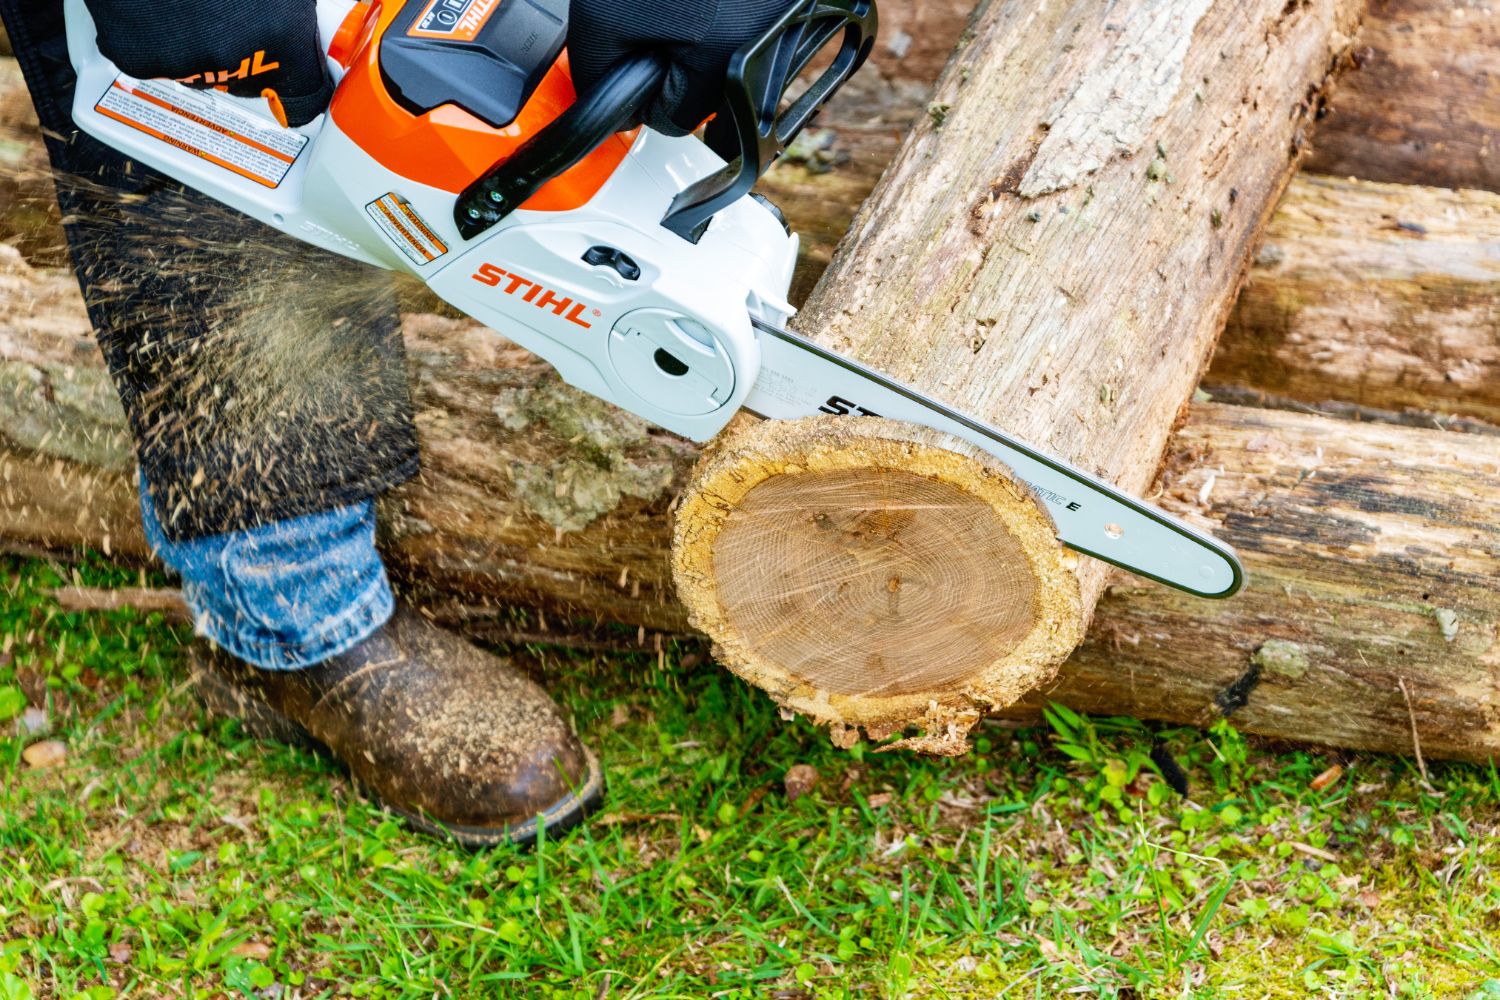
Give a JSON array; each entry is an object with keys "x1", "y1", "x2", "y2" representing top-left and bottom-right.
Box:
[{"x1": 190, "y1": 602, "x2": 603, "y2": 846}]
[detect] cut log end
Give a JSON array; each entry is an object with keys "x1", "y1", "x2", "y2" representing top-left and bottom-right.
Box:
[{"x1": 672, "y1": 416, "x2": 1084, "y2": 751}]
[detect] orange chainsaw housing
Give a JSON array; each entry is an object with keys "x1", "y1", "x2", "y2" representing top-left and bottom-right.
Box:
[{"x1": 328, "y1": 1, "x2": 637, "y2": 204}]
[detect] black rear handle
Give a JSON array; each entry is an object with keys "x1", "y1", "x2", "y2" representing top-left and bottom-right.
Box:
[{"x1": 663, "y1": 0, "x2": 877, "y2": 241}]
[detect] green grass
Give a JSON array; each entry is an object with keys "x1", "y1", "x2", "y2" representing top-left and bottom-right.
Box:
[{"x1": 3, "y1": 554, "x2": 1500, "y2": 999}]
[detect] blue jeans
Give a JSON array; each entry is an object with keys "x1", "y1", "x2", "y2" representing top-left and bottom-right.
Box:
[{"x1": 140, "y1": 478, "x2": 394, "y2": 670}]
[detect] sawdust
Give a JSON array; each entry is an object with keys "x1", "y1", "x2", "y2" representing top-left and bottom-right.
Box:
[{"x1": 42, "y1": 170, "x2": 417, "y2": 534}]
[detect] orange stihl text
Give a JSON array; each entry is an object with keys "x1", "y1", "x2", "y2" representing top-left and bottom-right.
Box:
[
  {"x1": 471, "y1": 264, "x2": 594, "y2": 328},
  {"x1": 178, "y1": 50, "x2": 282, "y2": 86}
]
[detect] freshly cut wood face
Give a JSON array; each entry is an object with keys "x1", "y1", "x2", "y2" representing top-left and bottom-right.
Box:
[
  {"x1": 673, "y1": 416, "x2": 1082, "y2": 754},
  {"x1": 713, "y1": 468, "x2": 1040, "y2": 696}
]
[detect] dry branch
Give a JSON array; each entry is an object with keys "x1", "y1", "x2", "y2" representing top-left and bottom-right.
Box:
[{"x1": 50, "y1": 585, "x2": 190, "y2": 620}]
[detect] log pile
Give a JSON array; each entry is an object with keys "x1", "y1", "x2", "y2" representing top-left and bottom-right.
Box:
[{"x1": 4, "y1": 0, "x2": 1500, "y2": 761}]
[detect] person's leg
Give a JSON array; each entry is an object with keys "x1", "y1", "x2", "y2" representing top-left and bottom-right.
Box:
[
  {"x1": 4, "y1": 0, "x2": 419, "y2": 539},
  {"x1": 138, "y1": 474, "x2": 394, "y2": 670},
  {"x1": 139, "y1": 480, "x2": 603, "y2": 845},
  {"x1": 2, "y1": 0, "x2": 602, "y2": 843}
]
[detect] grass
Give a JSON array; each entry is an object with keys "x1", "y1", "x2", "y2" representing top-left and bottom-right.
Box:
[{"x1": 3, "y1": 554, "x2": 1500, "y2": 998}]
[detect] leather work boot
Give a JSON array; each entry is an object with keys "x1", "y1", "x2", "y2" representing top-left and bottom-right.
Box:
[{"x1": 191, "y1": 603, "x2": 603, "y2": 846}]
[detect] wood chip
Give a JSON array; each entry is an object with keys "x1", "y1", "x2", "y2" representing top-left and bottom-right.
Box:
[
  {"x1": 1289, "y1": 841, "x2": 1339, "y2": 863},
  {"x1": 16, "y1": 706, "x2": 47, "y2": 736},
  {"x1": 783, "y1": 764, "x2": 819, "y2": 803},
  {"x1": 230, "y1": 941, "x2": 271, "y2": 960},
  {"x1": 1309, "y1": 763, "x2": 1344, "y2": 791},
  {"x1": 22, "y1": 739, "x2": 66, "y2": 769}
]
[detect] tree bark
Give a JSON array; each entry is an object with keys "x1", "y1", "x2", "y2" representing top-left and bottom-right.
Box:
[
  {"x1": 0, "y1": 56, "x2": 66, "y2": 267},
  {"x1": 670, "y1": 0, "x2": 1364, "y2": 745},
  {"x1": 1305, "y1": 0, "x2": 1500, "y2": 194},
  {"x1": 1212, "y1": 173, "x2": 1500, "y2": 426}
]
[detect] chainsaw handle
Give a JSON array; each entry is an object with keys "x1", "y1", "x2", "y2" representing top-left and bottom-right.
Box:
[
  {"x1": 662, "y1": 0, "x2": 877, "y2": 242},
  {"x1": 454, "y1": 53, "x2": 668, "y2": 240}
]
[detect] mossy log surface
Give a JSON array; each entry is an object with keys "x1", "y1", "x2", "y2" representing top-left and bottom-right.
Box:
[
  {"x1": 1214, "y1": 174, "x2": 1500, "y2": 426},
  {"x1": 1305, "y1": 0, "x2": 1500, "y2": 194}
]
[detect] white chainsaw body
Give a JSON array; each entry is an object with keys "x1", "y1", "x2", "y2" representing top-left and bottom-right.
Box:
[{"x1": 64, "y1": 0, "x2": 796, "y2": 443}]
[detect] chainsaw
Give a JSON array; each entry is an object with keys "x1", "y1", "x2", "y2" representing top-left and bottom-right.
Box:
[{"x1": 62, "y1": 0, "x2": 1244, "y2": 599}]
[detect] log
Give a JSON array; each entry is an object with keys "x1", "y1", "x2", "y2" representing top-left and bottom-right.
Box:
[
  {"x1": 1213, "y1": 173, "x2": 1500, "y2": 426},
  {"x1": 1305, "y1": 0, "x2": 1500, "y2": 194},
  {"x1": 9, "y1": 243, "x2": 1500, "y2": 761},
  {"x1": 670, "y1": 0, "x2": 1363, "y2": 747},
  {"x1": 1018, "y1": 401, "x2": 1500, "y2": 765}
]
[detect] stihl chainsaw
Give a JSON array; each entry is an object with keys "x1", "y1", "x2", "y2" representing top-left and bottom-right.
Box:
[{"x1": 62, "y1": 0, "x2": 1244, "y2": 599}]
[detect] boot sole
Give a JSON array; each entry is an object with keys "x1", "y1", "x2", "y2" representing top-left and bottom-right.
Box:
[{"x1": 193, "y1": 662, "x2": 606, "y2": 849}]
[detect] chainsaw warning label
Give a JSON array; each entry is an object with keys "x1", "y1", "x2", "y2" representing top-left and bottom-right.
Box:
[
  {"x1": 365, "y1": 193, "x2": 449, "y2": 264},
  {"x1": 94, "y1": 78, "x2": 305, "y2": 189},
  {"x1": 407, "y1": 0, "x2": 501, "y2": 40}
]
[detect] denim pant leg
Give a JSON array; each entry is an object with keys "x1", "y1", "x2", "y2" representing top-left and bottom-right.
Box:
[{"x1": 139, "y1": 476, "x2": 395, "y2": 670}]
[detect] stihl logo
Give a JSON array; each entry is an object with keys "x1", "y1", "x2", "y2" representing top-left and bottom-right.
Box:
[
  {"x1": 177, "y1": 50, "x2": 281, "y2": 86},
  {"x1": 818, "y1": 395, "x2": 882, "y2": 417},
  {"x1": 472, "y1": 264, "x2": 595, "y2": 329}
]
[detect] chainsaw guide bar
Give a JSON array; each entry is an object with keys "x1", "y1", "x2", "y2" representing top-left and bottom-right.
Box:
[{"x1": 746, "y1": 320, "x2": 1244, "y2": 599}]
